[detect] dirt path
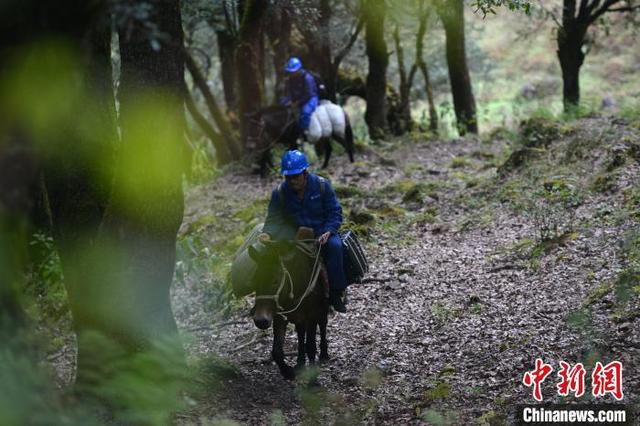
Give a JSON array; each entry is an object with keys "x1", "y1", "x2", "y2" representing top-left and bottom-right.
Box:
[{"x1": 173, "y1": 121, "x2": 640, "y2": 424}]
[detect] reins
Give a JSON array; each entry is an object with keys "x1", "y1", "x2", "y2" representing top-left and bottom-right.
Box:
[
  {"x1": 247, "y1": 108, "x2": 298, "y2": 155},
  {"x1": 254, "y1": 239, "x2": 323, "y2": 318}
]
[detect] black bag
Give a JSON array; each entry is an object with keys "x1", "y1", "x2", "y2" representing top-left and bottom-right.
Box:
[
  {"x1": 308, "y1": 71, "x2": 328, "y2": 100},
  {"x1": 341, "y1": 230, "x2": 368, "y2": 285}
]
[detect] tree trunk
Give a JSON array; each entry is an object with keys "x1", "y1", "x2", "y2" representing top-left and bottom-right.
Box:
[
  {"x1": 393, "y1": 25, "x2": 413, "y2": 135},
  {"x1": 413, "y1": 3, "x2": 438, "y2": 133},
  {"x1": 557, "y1": 22, "x2": 586, "y2": 112},
  {"x1": 236, "y1": 0, "x2": 268, "y2": 153},
  {"x1": 216, "y1": 30, "x2": 237, "y2": 112},
  {"x1": 185, "y1": 50, "x2": 241, "y2": 161},
  {"x1": 89, "y1": 0, "x2": 186, "y2": 366},
  {"x1": 0, "y1": 134, "x2": 38, "y2": 346},
  {"x1": 364, "y1": 0, "x2": 388, "y2": 140},
  {"x1": 1, "y1": 0, "x2": 188, "y2": 411},
  {"x1": 419, "y1": 62, "x2": 438, "y2": 132},
  {"x1": 438, "y1": 0, "x2": 477, "y2": 135},
  {"x1": 316, "y1": 0, "x2": 334, "y2": 86},
  {"x1": 265, "y1": 5, "x2": 292, "y2": 101},
  {"x1": 184, "y1": 84, "x2": 229, "y2": 165}
]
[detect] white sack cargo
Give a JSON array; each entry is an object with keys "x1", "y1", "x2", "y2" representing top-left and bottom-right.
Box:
[{"x1": 306, "y1": 100, "x2": 346, "y2": 143}]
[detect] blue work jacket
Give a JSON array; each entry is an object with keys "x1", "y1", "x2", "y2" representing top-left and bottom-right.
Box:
[
  {"x1": 280, "y1": 69, "x2": 318, "y2": 106},
  {"x1": 263, "y1": 173, "x2": 342, "y2": 240}
]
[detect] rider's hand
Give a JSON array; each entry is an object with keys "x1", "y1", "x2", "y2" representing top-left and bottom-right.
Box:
[
  {"x1": 258, "y1": 233, "x2": 271, "y2": 243},
  {"x1": 317, "y1": 232, "x2": 331, "y2": 245}
]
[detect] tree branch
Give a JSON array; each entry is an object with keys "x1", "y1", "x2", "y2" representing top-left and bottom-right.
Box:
[
  {"x1": 184, "y1": 47, "x2": 241, "y2": 160},
  {"x1": 184, "y1": 84, "x2": 229, "y2": 165},
  {"x1": 332, "y1": 14, "x2": 364, "y2": 69},
  {"x1": 577, "y1": 0, "x2": 591, "y2": 19},
  {"x1": 588, "y1": 0, "x2": 622, "y2": 23},
  {"x1": 607, "y1": 4, "x2": 640, "y2": 12}
]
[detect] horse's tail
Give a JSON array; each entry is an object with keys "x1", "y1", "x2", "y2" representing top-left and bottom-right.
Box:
[{"x1": 344, "y1": 110, "x2": 355, "y2": 163}]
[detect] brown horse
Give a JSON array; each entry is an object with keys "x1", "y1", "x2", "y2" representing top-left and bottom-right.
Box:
[
  {"x1": 245, "y1": 104, "x2": 354, "y2": 176},
  {"x1": 248, "y1": 228, "x2": 329, "y2": 380}
]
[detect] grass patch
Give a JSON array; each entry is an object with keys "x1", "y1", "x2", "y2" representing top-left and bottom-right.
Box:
[
  {"x1": 423, "y1": 381, "x2": 450, "y2": 403},
  {"x1": 451, "y1": 156, "x2": 469, "y2": 169},
  {"x1": 334, "y1": 184, "x2": 365, "y2": 199}
]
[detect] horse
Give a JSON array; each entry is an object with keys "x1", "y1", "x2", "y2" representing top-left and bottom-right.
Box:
[
  {"x1": 245, "y1": 102, "x2": 355, "y2": 176},
  {"x1": 248, "y1": 227, "x2": 330, "y2": 380}
]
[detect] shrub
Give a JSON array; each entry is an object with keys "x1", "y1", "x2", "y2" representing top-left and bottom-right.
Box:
[{"x1": 521, "y1": 179, "x2": 583, "y2": 242}]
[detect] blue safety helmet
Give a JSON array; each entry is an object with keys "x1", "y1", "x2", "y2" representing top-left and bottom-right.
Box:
[
  {"x1": 281, "y1": 149, "x2": 309, "y2": 176},
  {"x1": 285, "y1": 57, "x2": 303, "y2": 73}
]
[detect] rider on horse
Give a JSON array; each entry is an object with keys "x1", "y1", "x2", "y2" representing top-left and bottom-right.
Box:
[
  {"x1": 279, "y1": 57, "x2": 319, "y2": 140},
  {"x1": 259, "y1": 150, "x2": 347, "y2": 313}
]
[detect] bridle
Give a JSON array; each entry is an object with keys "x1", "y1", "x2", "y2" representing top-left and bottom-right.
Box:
[{"x1": 254, "y1": 239, "x2": 323, "y2": 318}]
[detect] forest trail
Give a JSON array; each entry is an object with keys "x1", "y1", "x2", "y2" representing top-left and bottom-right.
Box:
[{"x1": 173, "y1": 116, "x2": 640, "y2": 424}]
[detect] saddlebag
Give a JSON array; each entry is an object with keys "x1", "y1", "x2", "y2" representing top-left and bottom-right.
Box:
[
  {"x1": 341, "y1": 230, "x2": 368, "y2": 285},
  {"x1": 230, "y1": 222, "x2": 264, "y2": 297}
]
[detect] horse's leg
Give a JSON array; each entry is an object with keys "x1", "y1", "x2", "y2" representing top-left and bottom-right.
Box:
[
  {"x1": 295, "y1": 322, "x2": 306, "y2": 370},
  {"x1": 344, "y1": 111, "x2": 355, "y2": 162},
  {"x1": 305, "y1": 321, "x2": 317, "y2": 365},
  {"x1": 319, "y1": 313, "x2": 329, "y2": 363},
  {"x1": 272, "y1": 316, "x2": 295, "y2": 380},
  {"x1": 322, "y1": 139, "x2": 332, "y2": 169}
]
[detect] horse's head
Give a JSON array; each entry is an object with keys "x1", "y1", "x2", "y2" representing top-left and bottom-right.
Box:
[{"x1": 248, "y1": 229, "x2": 318, "y2": 329}]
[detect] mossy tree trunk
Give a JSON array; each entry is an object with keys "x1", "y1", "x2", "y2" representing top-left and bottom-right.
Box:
[
  {"x1": 438, "y1": 0, "x2": 477, "y2": 135},
  {"x1": 411, "y1": 2, "x2": 438, "y2": 133},
  {"x1": 364, "y1": 0, "x2": 389, "y2": 140},
  {"x1": 217, "y1": 30, "x2": 238, "y2": 112},
  {"x1": 393, "y1": 25, "x2": 413, "y2": 135},
  {"x1": 79, "y1": 0, "x2": 186, "y2": 382},
  {"x1": 265, "y1": 4, "x2": 292, "y2": 101},
  {"x1": 1, "y1": 0, "x2": 188, "y2": 402},
  {"x1": 236, "y1": 0, "x2": 268, "y2": 153}
]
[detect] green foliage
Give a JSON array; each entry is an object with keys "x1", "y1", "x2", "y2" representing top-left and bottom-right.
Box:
[
  {"x1": 476, "y1": 410, "x2": 507, "y2": 425},
  {"x1": 176, "y1": 234, "x2": 234, "y2": 313},
  {"x1": 333, "y1": 184, "x2": 365, "y2": 199},
  {"x1": 76, "y1": 332, "x2": 189, "y2": 425},
  {"x1": 450, "y1": 156, "x2": 469, "y2": 169},
  {"x1": 421, "y1": 409, "x2": 457, "y2": 426},
  {"x1": 430, "y1": 302, "x2": 460, "y2": 324},
  {"x1": 188, "y1": 137, "x2": 220, "y2": 184},
  {"x1": 518, "y1": 178, "x2": 583, "y2": 242},
  {"x1": 25, "y1": 232, "x2": 69, "y2": 323},
  {"x1": 471, "y1": 0, "x2": 531, "y2": 17},
  {"x1": 191, "y1": 354, "x2": 240, "y2": 400},
  {"x1": 0, "y1": 349, "x2": 94, "y2": 426},
  {"x1": 591, "y1": 171, "x2": 619, "y2": 193},
  {"x1": 413, "y1": 207, "x2": 439, "y2": 225},
  {"x1": 0, "y1": 332, "x2": 188, "y2": 426},
  {"x1": 519, "y1": 117, "x2": 559, "y2": 149},
  {"x1": 424, "y1": 381, "x2": 450, "y2": 403}
]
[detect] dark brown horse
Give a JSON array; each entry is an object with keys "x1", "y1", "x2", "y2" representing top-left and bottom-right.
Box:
[
  {"x1": 245, "y1": 104, "x2": 355, "y2": 176},
  {"x1": 248, "y1": 228, "x2": 329, "y2": 380}
]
